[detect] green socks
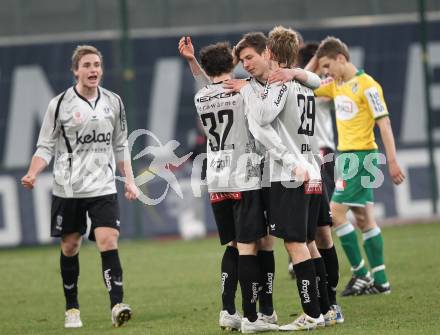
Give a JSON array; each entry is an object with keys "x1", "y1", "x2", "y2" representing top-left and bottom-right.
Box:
[
  {"x1": 363, "y1": 227, "x2": 389, "y2": 287},
  {"x1": 336, "y1": 222, "x2": 389, "y2": 287},
  {"x1": 335, "y1": 222, "x2": 368, "y2": 277}
]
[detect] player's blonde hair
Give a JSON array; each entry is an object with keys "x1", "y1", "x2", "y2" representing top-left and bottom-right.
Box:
[
  {"x1": 267, "y1": 26, "x2": 300, "y2": 68},
  {"x1": 71, "y1": 45, "x2": 103, "y2": 72},
  {"x1": 316, "y1": 36, "x2": 350, "y2": 61}
]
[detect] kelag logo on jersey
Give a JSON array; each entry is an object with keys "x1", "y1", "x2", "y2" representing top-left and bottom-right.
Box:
[
  {"x1": 196, "y1": 92, "x2": 237, "y2": 103},
  {"x1": 76, "y1": 130, "x2": 111, "y2": 145},
  {"x1": 274, "y1": 84, "x2": 288, "y2": 107}
]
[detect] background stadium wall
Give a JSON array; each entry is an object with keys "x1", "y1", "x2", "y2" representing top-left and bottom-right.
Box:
[{"x1": 0, "y1": 19, "x2": 439, "y2": 247}]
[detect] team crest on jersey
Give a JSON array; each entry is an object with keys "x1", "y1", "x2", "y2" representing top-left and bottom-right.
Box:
[
  {"x1": 73, "y1": 110, "x2": 87, "y2": 125},
  {"x1": 351, "y1": 82, "x2": 359, "y2": 93}
]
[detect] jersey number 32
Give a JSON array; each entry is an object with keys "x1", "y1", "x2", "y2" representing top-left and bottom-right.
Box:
[{"x1": 200, "y1": 109, "x2": 234, "y2": 152}]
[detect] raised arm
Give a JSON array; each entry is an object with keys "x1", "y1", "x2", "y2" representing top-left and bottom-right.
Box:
[
  {"x1": 304, "y1": 54, "x2": 319, "y2": 73},
  {"x1": 178, "y1": 36, "x2": 211, "y2": 87}
]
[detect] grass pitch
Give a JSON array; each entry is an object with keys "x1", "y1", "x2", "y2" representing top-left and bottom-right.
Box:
[{"x1": 1, "y1": 223, "x2": 439, "y2": 335}]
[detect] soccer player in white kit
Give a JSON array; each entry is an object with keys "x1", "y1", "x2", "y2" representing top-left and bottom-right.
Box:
[
  {"x1": 193, "y1": 41, "x2": 280, "y2": 333},
  {"x1": 21, "y1": 45, "x2": 138, "y2": 328},
  {"x1": 285, "y1": 41, "x2": 344, "y2": 323},
  {"x1": 226, "y1": 26, "x2": 337, "y2": 330},
  {"x1": 180, "y1": 34, "x2": 322, "y2": 330}
]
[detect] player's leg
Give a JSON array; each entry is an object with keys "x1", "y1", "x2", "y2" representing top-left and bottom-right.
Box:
[
  {"x1": 353, "y1": 204, "x2": 391, "y2": 294},
  {"x1": 332, "y1": 201, "x2": 372, "y2": 296},
  {"x1": 256, "y1": 235, "x2": 277, "y2": 323},
  {"x1": 308, "y1": 240, "x2": 337, "y2": 327},
  {"x1": 219, "y1": 241, "x2": 240, "y2": 332},
  {"x1": 211, "y1": 197, "x2": 241, "y2": 330},
  {"x1": 315, "y1": 184, "x2": 343, "y2": 322},
  {"x1": 237, "y1": 241, "x2": 260, "y2": 324},
  {"x1": 317, "y1": 150, "x2": 343, "y2": 320},
  {"x1": 315, "y1": 226, "x2": 343, "y2": 323},
  {"x1": 307, "y1": 194, "x2": 336, "y2": 327},
  {"x1": 256, "y1": 186, "x2": 277, "y2": 322},
  {"x1": 315, "y1": 227, "x2": 338, "y2": 301},
  {"x1": 60, "y1": 233, "x2": 83, "y2": 328},
  {"x1": 88, "y1": 194, "x2": 131, "y2": 327},
  {"x1": 220, "y1": 241, "x2": 239, "y2": 316},
  {"x1": 281, "y1": 241, "x2": 324, "y2": 331},
  {"x1": 60, "y1": 233, "x2": 82, "y2": 310},
  {"x1": 275, "y1": 186, "x2": 322, "y2": 331},
  {"x1": 51, "y1": 195, "x2": 85, "y2": 328},
  {"x1": 315, "y1": 179, "x2": 339, "y2": 304},
  {"x1": 95, "y1": 226, "x2": 131, "y2": 327},
  {"x1": 236, "y1": 190, "x2": 278, "y2": 333}
]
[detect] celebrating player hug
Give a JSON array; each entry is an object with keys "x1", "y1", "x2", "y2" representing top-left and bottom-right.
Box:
[{"x1": 177, "y1": 23, "x2": 404, "y2": 333}]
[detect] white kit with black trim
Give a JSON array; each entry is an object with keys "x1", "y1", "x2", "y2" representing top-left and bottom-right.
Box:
[
  {"x1": 241, "y1": 80, "x2": 321, "y2": 183},
  {"x1": 35, "y1": 86, "x2": 129, "y2": 198},
  {"x1": 194, "y1": 82, "x2": 262, "y2": 192}
]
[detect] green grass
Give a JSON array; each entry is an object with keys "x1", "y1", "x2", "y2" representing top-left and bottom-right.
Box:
[{"x1": 1, "y1": 223, "x2": 439, "y2": 334}]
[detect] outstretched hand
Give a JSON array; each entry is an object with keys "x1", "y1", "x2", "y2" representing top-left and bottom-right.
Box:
[{"x1": 178, "y1": 36, "x2": 195, "y2": 61}]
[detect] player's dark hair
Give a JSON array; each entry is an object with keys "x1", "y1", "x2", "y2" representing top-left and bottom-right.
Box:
[
  {"x1": 234, "y1": 32, "x2": 267, "y2": 61},
  {"x1": 199, "y1": 42, "x2": 234, "y2": 77},
  {"x1": 298, "y1": 42, "x2": 319, "y2": 68},
  {"x1": 316, "y1": 36, "x2": 350, "y2": 61}
]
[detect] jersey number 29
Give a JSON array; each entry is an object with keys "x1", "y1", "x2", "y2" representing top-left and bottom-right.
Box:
[{"x1": 297, "y1": 94, "x2": 315, "y2": 136}]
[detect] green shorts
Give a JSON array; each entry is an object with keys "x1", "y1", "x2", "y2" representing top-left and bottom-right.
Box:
[{"x1": 331, "y1": 150, "x2": 380, "y2": 207}]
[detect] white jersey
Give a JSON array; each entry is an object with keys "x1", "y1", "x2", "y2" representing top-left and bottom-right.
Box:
[
  {"x1": 242, "y1": 78, "x2": 301, "y2": 186},
  {"x1": 246, "y1": 78, "x2": 268, "y2": 156},
  {"x1": 241, "y1": 80, "x2": 321, "y2": 183},
  {"x1": 315, "y1": 97, "x2": 335, "y2": 150},
  {"x1": 35, "y1": 86, "x2": 129, "y2": 198},
  {"x1": 194, "y1": 82, "x2": 261, "y2": 192}
]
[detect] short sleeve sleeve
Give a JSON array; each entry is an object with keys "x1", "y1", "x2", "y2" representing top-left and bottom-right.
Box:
[
  {"x1": 363, "y1": 79, "x2": 389, "y2": 119},
  {"x1": 314, "y1": 77, "x2": 335, "y2": 98}
]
